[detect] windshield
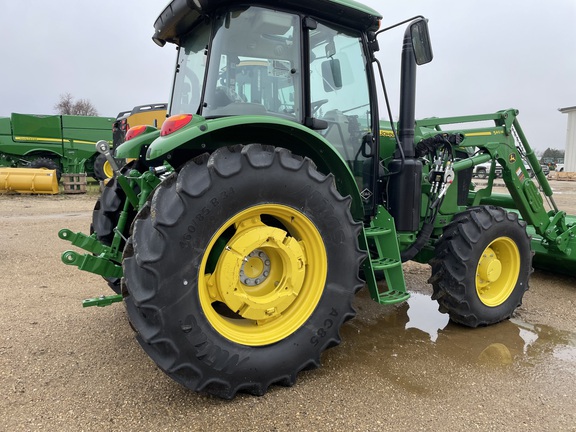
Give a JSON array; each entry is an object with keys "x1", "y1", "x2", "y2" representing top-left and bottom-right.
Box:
[
  {"x1": 170, "y1": 21, "x2": 211, "y2": 116},
  {"x1": 202, "y1": 7, "x2": 302, "y2": 121}
]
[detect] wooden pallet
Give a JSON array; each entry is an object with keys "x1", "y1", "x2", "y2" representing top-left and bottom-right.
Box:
[{"x1": 62, "y1": 173, "x2": 87, "y2": 194}]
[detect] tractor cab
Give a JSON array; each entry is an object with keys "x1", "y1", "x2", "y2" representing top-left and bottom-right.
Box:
[
  {"x1": 150, "y1": 1, "x2": 429, "y2": 218},
  {"x1": 164, "y1": 4, "x2": 383, "y2": 207}
]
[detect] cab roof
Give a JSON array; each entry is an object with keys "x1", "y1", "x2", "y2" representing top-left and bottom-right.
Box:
[{"x1": 153, "y1": 0, "x2": 382, "y2": 46}]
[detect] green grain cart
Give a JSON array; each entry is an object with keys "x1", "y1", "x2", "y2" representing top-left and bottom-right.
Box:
[{"x1": 60, "y1": 0, "x2": 575, "y2": 398}]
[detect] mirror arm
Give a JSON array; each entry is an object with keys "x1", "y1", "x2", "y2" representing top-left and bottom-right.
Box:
[{"x1": 376, "y1": 15, "x2": 426, "y2": 36}]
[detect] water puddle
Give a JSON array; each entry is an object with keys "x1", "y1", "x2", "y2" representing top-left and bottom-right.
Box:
[
  {"x1": 337, "y1": 289, "x2": 576, "y2": 371},
  {"x1": 405, "y1": 292, "x2": 449, "y2": 342},
  {"x1": 405, "y1": 293, "x2": 576, "y2": 367}
]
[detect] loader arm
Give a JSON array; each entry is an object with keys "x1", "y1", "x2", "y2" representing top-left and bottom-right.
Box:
[{"x1": 416, "y1": 109, "x2": 576, "y2": 272}]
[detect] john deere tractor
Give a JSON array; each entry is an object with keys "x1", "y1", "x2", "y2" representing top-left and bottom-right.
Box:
[{"x1": 60, "y1": 0, "x2": 575, "y2": 398}]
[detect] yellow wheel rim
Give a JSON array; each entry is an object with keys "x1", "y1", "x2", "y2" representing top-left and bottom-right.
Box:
[
  {"x1": 103, "y1": 160, "x2": 114, "y2": 179},
  {"x1": 475, "y1": 237, "x2": 520, "y2": 307},
  {"x1": 199, "y1": 204, "x2": 327, "y2": 346}
]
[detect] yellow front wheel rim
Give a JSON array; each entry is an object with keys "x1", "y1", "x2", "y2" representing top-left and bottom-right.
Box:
[
  {"x1": 103, "y1": 160, "x2": 114, "y2": 179},
  {"x1": 199, "y1": 204, "x2": 327, "y2": 346},
  {"x1": 475, "y1": 237, "x2": 520, "y2": 307}
]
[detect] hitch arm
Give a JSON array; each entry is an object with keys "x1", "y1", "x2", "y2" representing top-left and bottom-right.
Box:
[
  {"x1": 58, "y1": 229, "x2": 123, "y2": 262},
  {"x1": 59, "y1": 229, "x2": 123, "y2": 279},
  {"x1": 60, "y1": 250, "x2": 123, "y2": 279}
]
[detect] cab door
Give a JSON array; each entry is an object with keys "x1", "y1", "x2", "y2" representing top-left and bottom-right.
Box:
[{"x1": 307, "y1": 22, "x2": 377, "y2": 214}]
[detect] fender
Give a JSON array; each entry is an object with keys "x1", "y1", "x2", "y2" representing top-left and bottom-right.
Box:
[
  {"x1": 23, "y1": 149, "x2": 63, "y2": 158},
  {"x1": 115, "y1": 128, "x2": 161, "y2": 159},
  {"x1": 147, "y1": 115, "x2": 365, "y2": 220}
]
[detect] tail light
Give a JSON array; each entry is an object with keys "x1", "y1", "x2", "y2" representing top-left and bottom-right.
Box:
[
  {"x1": 125, "y1": 125, "x2": 148, "y2": 141},
  {"x1": 161, "y1": 114, "x2": 193, "y2": 137}
]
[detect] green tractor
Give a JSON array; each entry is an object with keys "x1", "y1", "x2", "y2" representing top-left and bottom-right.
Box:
[{"x1": 60, "y1": 0, "x2": 575, "y2": 398}]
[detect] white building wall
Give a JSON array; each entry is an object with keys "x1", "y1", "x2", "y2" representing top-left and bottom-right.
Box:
[{"x1": 560, "y1": 106, "x2": 576, "y2": 172}]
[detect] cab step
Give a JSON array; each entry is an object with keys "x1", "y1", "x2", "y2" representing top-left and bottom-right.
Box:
[
  {"x1": 364, "y1": 226, "x2": 392, "y2": 237},
  {"x1": 362, "y1": 207, "x2": 410, "y2": 306},
  {"x1": 376, "y1": 289, "x2": 411, "y2": 305},
  {"x1": 371, "y1": 257, "x2": 401, "y2": 271}
]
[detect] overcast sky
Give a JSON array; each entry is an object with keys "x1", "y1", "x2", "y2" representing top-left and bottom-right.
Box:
[{"x1": 1, "y1": 0, "x2": 574, "y2": 152}]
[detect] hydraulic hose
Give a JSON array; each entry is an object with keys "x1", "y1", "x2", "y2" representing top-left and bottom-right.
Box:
[{"x1": 400, "y1": 221, "x2": 434, "y2": 262}]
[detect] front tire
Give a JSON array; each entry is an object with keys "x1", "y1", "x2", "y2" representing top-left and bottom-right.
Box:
[
  {"x1": 429, "y1": 205, "x2": 532, "y2": 327},
  {"x1": 30, "y1": 157, "x2": 61, "y2": 182},
  {"x1": 93, "y1": 154, "x2": 115, "y2": 181},
  {"x1": 123, "y1": 145, "x2": 363, "y2": 398}
]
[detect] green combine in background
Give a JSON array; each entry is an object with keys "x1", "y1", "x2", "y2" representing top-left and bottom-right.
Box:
[{"x1": 0, "y1": 113, "x2": 114, "y2": 193}]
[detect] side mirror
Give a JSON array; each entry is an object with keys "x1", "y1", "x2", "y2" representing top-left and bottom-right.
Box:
[
  {"x1": 321, "y1": 59, "x2": 343, "y2": 92},
  {"x1": 410, "y1": 19, "x2": 433, "y2": 65}
]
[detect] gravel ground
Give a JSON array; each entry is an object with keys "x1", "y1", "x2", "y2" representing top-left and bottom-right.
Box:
[{"x1": 1, "y1": 181, "x2": 575, "y2": 431}]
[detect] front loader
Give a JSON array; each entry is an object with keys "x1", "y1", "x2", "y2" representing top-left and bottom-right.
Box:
[{"x1": 60, "y1": 0, "x2": 575, "y2": 398}]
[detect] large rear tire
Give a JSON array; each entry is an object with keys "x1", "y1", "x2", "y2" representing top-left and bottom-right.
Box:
[
  {"x1": 123, "y1": 144, "x2": 363, "y2": 398},
  {"x1": 429, "y1": 205, "x2": 532, "y2": 327}
]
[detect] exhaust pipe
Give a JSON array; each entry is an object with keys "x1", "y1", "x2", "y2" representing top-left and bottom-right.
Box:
[{"x1": 387, "y1": 24, "x2": 423, "y2": 232}]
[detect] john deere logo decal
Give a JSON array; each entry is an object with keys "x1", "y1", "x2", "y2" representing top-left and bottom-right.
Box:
[{"x1": 509, "y1": 154, "x2": 516, "y2": 163}]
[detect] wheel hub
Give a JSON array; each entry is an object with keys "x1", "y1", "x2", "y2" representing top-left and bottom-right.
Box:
[
  {"x1": 240, "y1": 249, "x2": 271, "y2": 286},
  {"x1": 210, "y1": 220, "x2": 306, "y2": 321},
  {"x1": 477, "y1": 247, "x2": 502, "y2": 283},
  {"x1": 475, "y1": 237, "x2": 520, "y2": 307}
]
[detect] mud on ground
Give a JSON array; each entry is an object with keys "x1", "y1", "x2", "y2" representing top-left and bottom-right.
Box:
[{"x1": 0, "y1": 181, "x2": 575, "y2": 431}]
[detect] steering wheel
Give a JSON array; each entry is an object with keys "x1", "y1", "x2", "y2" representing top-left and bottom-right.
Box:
[{"x1": 311, "y1": 99, "x2": 329, "y2": 115}]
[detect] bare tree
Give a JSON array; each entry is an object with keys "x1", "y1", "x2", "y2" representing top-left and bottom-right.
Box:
[
  {"x1": 54, "y1": 93, "x2": 98, "y2": 116},
  {"x1": 73, "y1": 98, "x2": 99, "y2": 116},
  {"x1": 54, "y1": 93, "x2": 75, "y2": 115}
]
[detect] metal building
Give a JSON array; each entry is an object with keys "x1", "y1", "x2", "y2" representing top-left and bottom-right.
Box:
[{"x1": 559, "y1": 106, "x2": 576, "y2": 172}]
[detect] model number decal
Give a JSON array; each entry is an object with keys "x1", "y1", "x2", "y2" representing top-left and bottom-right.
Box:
[
  {"x1": 310, "y1": 308, "x2": 339, "y2": 347},
  {"x1": 179, "y1": 187, "x2": 235, "y2": 248}
]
